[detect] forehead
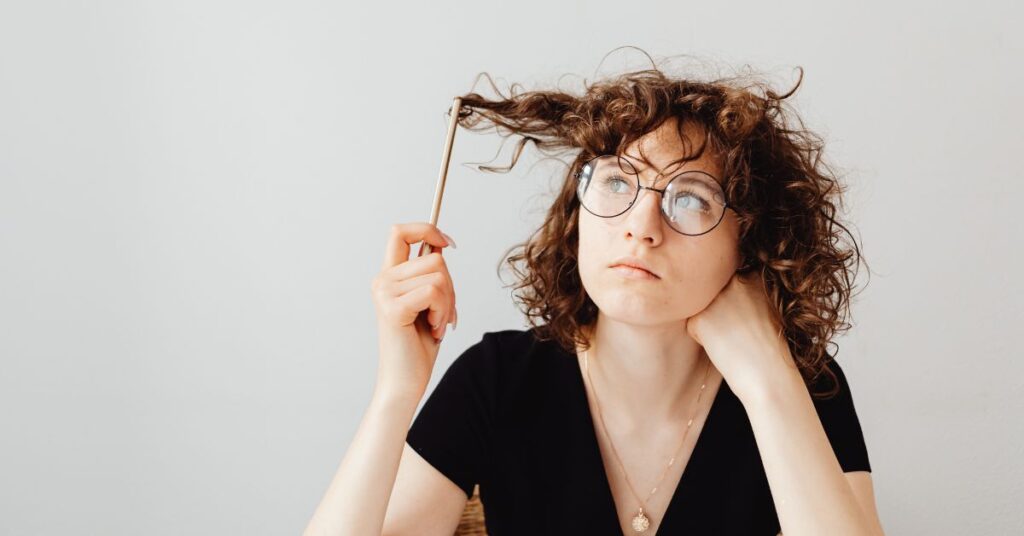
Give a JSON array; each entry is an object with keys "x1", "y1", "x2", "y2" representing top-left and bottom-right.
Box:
[{"x1": 618, "y1": 118, "x2": 723, "y2": 181}]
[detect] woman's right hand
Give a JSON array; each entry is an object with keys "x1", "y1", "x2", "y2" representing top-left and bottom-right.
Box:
[{"x1": 370, "y1": 222, "x2": 458, "y2": 400}]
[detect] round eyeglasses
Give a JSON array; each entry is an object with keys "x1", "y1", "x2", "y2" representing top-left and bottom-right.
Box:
[{"x1": 573, "y1": 155, "x2": 732, "y2": 236}]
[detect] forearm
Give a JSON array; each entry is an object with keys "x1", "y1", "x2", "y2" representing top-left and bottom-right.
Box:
[
  {"x1": 738, "y1": 361, "x2": 879, "y2": 536},
  {"x1": 303, "y1": 388, "x2": 422, "y2": 536}
]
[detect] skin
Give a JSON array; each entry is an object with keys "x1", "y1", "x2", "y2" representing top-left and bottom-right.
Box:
[
  {"x1": 576, "y1": 116, "x2": 741, "y2": 423},
  {"x1": 576, "y1": 116, "x2": 885, "y2": 535},
  {"x1": 305, "y1": 118, "x2": 884, "y2": 536}
]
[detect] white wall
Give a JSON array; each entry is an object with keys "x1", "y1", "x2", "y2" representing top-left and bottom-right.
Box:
[{"x1": 1, "y1": 0, "x2": 1021, "y2": 534}]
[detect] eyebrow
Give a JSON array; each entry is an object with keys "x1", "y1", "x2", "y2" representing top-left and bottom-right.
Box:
[
  {"x1": 620, "y1": 152, "x2": 689, "y2": 179},
  {"x1": 617, "y1": 152, "x2": 724, "y2": 187}
]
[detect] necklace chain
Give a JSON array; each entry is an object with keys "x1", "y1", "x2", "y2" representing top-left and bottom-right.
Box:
[{"x1": 582, "y1": 343, "x2": 712, "y2": 533}]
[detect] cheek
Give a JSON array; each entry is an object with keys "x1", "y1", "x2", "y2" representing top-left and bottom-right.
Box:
[
  {"x1": 576, "y1": 211, "x2": 740, "y2": 314},
  {"x1": 576, "y1": 212, "x2": 623, "y2": 298},
  {"x1": 663, "y1": 236, "x2": 741, "y2": 295},
  {"x1": 576, "y1": 215, "x2": 602, "y2": 281},
  {"x1": 720, "y1": 212, "x2": 743, "y2": 267}
]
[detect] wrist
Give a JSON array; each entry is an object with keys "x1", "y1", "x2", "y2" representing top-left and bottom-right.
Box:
[
  {"x1": 736, "y1": 362, "x2": 805, "y2": 408},
  {"x1": 372, "y1": 381, "x2": 425, "y2": 410}
]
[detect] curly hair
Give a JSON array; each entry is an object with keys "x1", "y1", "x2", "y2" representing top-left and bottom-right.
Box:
[{"x1": 451, "y1": 53, "x2": 870, "y2": 400}]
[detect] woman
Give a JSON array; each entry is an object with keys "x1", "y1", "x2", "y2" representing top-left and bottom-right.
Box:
[{"x1": 304, "y1": 63, "x2": 885, "y2": 535}]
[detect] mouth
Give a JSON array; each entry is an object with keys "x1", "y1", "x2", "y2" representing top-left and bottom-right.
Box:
[{"x1": 610, "y1": 264, "x2": 660, "y2": 280}]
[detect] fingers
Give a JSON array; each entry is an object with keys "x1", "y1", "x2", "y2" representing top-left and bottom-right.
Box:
[
  {"x1": 393, "y1": 284, "x2": 449, "y2": 339},
  {"x1": 373, "y1": 222, "x2": 458, "y2": 339},
  {"x1": 385, "y1": 251, "x2": 455, "y2": 306},
  {"x1": 382, "y1": 222, "x2": 454, "y2": 271},
  {"x1": 388, "y1": 270, "x2": 455, "y2": 333},
  {"x1": 385, "y1": 249, "x2": 450, "y2": 281}
]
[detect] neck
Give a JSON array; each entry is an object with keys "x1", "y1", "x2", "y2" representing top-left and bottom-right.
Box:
[{"x1": 579, "y1": 314, "x2": 711, "y2": 428}]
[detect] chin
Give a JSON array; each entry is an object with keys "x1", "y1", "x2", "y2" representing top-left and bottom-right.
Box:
[{"x1": 591, "y1": 289, "x2": 671, "y2": 321}]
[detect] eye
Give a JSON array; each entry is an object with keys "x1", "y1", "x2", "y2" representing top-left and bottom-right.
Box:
[
  {"x1": 601, "y1": 175, "x2": 633, "y2": 194},
  {"x1": 671, "y1": 190, "x2": 710, "y2": 212}
]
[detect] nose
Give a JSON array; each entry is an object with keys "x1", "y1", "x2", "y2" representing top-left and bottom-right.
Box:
[{"x1": 621, "y1": 185, "x2": 664, "y2": 246}]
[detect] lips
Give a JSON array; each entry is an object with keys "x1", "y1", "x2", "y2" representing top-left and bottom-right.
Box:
[
  {"x1": 615, "y1": 264, "x2": 656, "y2": 275},
  {"x1": 612, "y1": 265, "x2": 659, "y2": 280},
  {"x1": 609, "y1": 256, "x2": 660, "y2": 278}
]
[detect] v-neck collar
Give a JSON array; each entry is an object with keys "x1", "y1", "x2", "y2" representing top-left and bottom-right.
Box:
[{"x1": 566, "y1": 347, "x2": 730, "y2": 536}]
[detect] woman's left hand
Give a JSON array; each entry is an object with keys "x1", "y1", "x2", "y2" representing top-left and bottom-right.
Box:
[{"x1": 684, "y1": 271, "x2": 799, "y2": 401}]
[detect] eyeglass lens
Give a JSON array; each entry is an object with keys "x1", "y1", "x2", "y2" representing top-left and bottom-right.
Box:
[{"x1": 576, "y1": 156, "x2": 727, "y2": 235}]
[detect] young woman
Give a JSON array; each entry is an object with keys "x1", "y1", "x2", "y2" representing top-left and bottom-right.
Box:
[{"x1": 305, "y1": 64, "x2": 884, "y2": 536}]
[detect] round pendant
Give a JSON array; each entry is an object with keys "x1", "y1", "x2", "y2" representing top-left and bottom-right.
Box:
[{"x1": 631, "y1": 509, "x2": 651, "y2": 532}]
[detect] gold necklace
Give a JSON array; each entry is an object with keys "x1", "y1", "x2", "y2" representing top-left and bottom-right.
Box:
[{"x1": 582, "y1": 344, "x2": 712, "y2": 533}]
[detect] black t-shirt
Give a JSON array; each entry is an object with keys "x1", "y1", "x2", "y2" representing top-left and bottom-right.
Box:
[{"x1": 405, "y1": 327, "x2": 872, "y2": 535}]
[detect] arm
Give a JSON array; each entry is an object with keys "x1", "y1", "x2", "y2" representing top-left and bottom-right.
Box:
[
  {"x1": 739, "y1": 359, "x2": 885, "y2": 536},
  {"x1": 302, "y1": 387, "x2": 420, "y2": 536},
  {"x1": 302, "y1": 381, "x2": 471, "y2": 536},
  {"x1": 304, "y1": 222, "x2": 466, "y2": 535}
]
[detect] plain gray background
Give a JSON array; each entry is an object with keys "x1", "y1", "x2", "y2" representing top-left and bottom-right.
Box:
[{"x1": 2, "y1": 1, "x2": 1021, "y2": 534}]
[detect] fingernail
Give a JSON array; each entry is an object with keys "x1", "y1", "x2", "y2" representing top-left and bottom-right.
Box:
[{"x1": 441, "y1": 232, "x2": 457, "y2": 249}]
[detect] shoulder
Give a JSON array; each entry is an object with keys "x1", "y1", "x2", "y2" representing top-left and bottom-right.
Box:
[
  {"x1": 434, "y1": 328, "x2": 533, "y2": 388},
  {"x1": 443, "y1": 326, "x2": 573, "y2": 411},
  {"x1": 807, "y1": 356, "x2": 859, "y2": 402},
  {"x1": 805, "y1": 356, "x2": 873, "y2": 473},
  {"x1": 453, "y1": 326, "x2": 567, "y2": 374}
]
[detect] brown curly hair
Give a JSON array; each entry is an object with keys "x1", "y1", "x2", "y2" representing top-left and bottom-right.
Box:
[{"x1": 451, "y1": 52, "x2": 870, "y2": 399}]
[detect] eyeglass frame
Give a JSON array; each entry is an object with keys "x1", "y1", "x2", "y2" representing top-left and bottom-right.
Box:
[{"x1": 571, "y1": 154, "x2": 734, "y2": 237}]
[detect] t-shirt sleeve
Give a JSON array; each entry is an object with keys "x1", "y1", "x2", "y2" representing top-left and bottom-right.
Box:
[
  {"x1": 811, "y1": 358, "x2": 872, "y2": 473},
  {"x1": 405, "y1": 332, "x2": 498, "y2": 499}
]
